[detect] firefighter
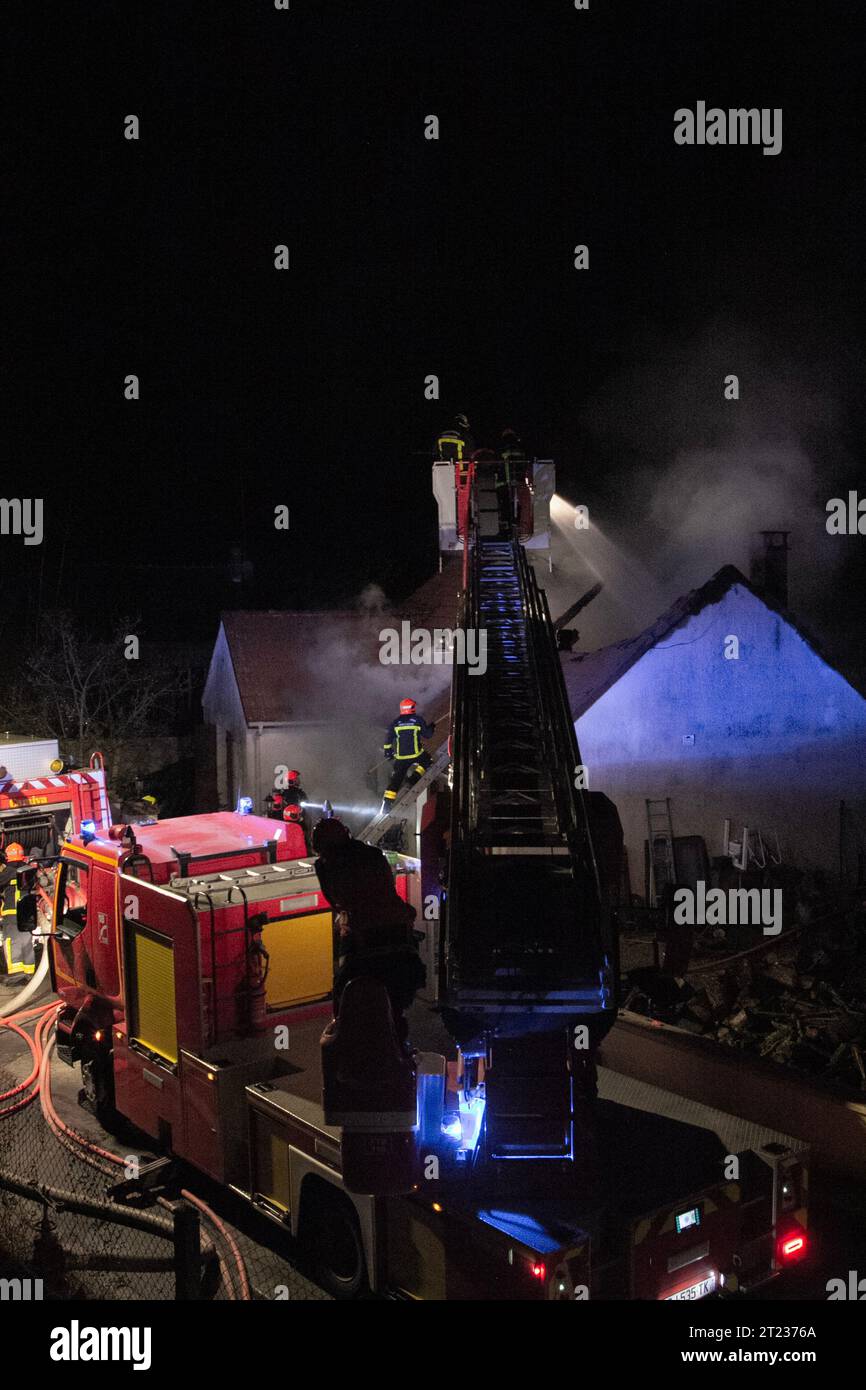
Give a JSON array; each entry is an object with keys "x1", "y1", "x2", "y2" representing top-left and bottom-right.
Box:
[
  {"x1": 283, "y1": 770, "x2": 307, "y2": 808},
  {"x1": 0, "y1": 843, "x2": 35, "y2": 982},
  {"x1": 498, "y1": 428, "x2": 527, "y2": 521},
  {"x1": 500, "y1": 427, "x2": 526, "y2": 473},
  {"x1": 436, "y1": 413, "x2": 475, "y2": 462},
  {"x1": 266, "y1": 769, "x2": 307, "y2": 821},
  {"x1": 312, "y1": 817, "x2": 425, "y2": 1042},
  {"x1": 282, "y1": 803, "x2": 310, "y2": 856},
  {"x1": 382, "y1": 699, "x2": 434, "y2": 812}
]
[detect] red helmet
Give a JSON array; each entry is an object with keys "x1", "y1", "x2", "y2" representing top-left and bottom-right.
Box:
[
  {"x1": 312, "y1": 817, "x2": 350, "y2": 856},
  {"x1": 287, "y1": 770, "x2": 300, "y2": 783},
  {"x1": 399, "y1": 699, "x2": 417, "y2": 715},
  {"x1": 283, "y1": 805, "x2": 303, "y2": 822},
  {"x1": 4, "y1": 842, "x2": 25, "y2": 863}
]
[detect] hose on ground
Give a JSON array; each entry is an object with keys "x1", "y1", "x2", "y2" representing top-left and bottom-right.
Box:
[
  {"x1": 33, "y1": 1017, "x2": 248, "y2": 1299},
  {"x1": 0, "y1": 947, "x2": 51, "y2": 1018}
]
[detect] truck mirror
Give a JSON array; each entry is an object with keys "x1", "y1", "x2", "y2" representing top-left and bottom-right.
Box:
[{"x1": 16, "y1": 892, "x2": 38, "y2": 932}]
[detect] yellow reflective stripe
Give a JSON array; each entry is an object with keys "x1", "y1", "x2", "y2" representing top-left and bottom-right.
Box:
[
  {"x1": 438, "y1": 435, "x2": 465, "y2": 459},
  {"x1": 60, "y1": 841, "x2": 116, "y2": 867},
  {"x1": 394, "y1": 723, "x2": 421, "y2": 757}
]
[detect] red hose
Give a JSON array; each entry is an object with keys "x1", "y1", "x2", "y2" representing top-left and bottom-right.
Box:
[
  {"x1": 0, "y1": 1002, "x2": 54, "y2": 1116},
  {"x1": 180, "y1": 1188, "x2": 250, "y2": 1302},
  {"x1": 33, "y1": 1016, "x2": 248, "y2": 1299}
]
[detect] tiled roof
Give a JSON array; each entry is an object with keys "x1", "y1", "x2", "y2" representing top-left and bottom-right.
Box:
[{"x1": 221, "y1": 610, "x2": 380, "y2": 724}]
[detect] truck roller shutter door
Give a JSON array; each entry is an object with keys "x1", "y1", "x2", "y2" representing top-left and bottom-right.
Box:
[
  {"x1": 263, "y1": 910, "x2": 333, "y2": 1009},
  {"x1": 129, "y1": 925, "x2": 178, "y2": 1064}
]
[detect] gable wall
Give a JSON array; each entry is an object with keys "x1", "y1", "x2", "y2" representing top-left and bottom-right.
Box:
[{"x1": 575, "y1": 586, "x2": 866, "y2": 884}]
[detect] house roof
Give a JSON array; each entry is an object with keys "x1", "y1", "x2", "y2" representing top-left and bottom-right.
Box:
[
  {"x1": 562, "y1": 564, "x2": 866, "y2": 719},
  {"x1": 399, "y1": 556, "x2": 463, "y2": 631},
  {"x1": 220, "y1": 611, "x2": 381, "y2": 725}
]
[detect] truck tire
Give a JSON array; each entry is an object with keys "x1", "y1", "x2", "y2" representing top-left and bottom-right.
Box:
[{"x1": 300, "y1": 1185, "x2": 368, "y2": 1300}]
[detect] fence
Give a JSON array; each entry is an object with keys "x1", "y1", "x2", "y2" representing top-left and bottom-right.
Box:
[{"x1": 0, "y1": 1018, "x2": 330, "y2": 1301}]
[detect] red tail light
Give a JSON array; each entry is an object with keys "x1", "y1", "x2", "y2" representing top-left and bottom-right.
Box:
[
  {"x1": 531, "y1": 1263, "x2": 546, "y2": 1281},
  {"x1": 779, "y1": 1234, "x2": 806, "y2": 1260}
]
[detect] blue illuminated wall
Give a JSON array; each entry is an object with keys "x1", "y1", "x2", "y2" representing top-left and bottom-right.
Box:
[{"x1": 574, "y1": 584, "x2": 866, "y2": 882}]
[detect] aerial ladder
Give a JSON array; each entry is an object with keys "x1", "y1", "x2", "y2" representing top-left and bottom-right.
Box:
[{"x1": 442, "y1": 457, "x2": 621, "y2": 1164}]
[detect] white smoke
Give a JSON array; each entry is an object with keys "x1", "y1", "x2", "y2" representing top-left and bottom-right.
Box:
[{"x1": 550, "y1": 317, "x2": 852, "y2": 641}]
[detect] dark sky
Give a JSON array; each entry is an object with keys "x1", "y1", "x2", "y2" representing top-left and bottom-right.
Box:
[{"x1": 6, "y1": 0, "x2": 865, "y2": 659}]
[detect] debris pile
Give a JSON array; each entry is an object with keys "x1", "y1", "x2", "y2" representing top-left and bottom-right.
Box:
[{"x1": 623, "y1": 897, "x2": 866, "y2": 1091}]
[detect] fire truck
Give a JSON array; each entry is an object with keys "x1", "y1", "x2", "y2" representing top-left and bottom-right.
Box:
[
  {"x1": 0, "y1": 738, "x2": 110, "y2": 855},
  {"x1": 0, "y1": 738, "x2": 111, "y2": 935},
  {"x1": 29, "y1": 456, "x2": 809, "y2": 1300}
]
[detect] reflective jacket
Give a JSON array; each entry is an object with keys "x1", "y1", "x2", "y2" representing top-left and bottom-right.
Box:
[
  {"x1": 384, "y1": 714, "x2": 434, "y2": 761},
  {"x1": 0, "y1": 867, "x2": 34, "y2": 975},
  {"x1": 437, "y1": 429, "x2": 475, "y2": 461}
]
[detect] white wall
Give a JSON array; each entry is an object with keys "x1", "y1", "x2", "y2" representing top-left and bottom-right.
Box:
[
  {"x1": 575, "y1": 584, "x2": 866, "y2": 885},
  {"x1": 202, "y1": 626, "x2": 386, "y2": 819},
  {"x1": 202, "y1": 625, "x2": 251, "y2": 808},
  {"x1": 248, "y1": 726, "x2": 380, "y2": 820}
]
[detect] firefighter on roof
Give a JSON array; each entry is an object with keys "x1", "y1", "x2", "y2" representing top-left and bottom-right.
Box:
[
  {"x1": 436, "y1": 413, "x2": 475, "y2": 462},
  {"x1": 0, "y1": 843, "x2": 35, "y2": 981},
  {"x1": 382, "y1": 699, "x2": 434, "y2": 812}
]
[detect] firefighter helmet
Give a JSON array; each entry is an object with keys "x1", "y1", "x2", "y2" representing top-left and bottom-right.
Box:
[
  {"x1": 454, "y1": 413, "x2": 470, "y2": 431},
  {"x1": 283, "y1": 805, "x2": 303, "y2": 822},
  {"x1": 312, "y1": 817, "x2": 350, "y2": 856},
  {"x1": 5, "y1": 843, "x2": 25, "y2": 862},
  {"x1": 399, "y1": 698, "x2": 417, "y2": 715},
  {"x1": 287, "y1": 770, "x2": 300, "y2": 783}
]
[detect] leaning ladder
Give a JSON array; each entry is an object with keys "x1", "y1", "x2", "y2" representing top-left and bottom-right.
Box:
[{"x1": 645, "y1": 797, "x2": 676, "y2": 907}]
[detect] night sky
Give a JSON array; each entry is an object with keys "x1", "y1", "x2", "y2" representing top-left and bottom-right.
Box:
[{"x1": 6, "y1": 1, "x2": 865, "y2": 668}]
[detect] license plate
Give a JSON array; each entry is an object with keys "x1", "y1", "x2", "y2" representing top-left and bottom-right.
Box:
[{"x1": 667, "y1": 1274, "x2": 716, "y2": 1301}]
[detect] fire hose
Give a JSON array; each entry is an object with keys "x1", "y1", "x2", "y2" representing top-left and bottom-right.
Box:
[{"x1": 0, "y1": 1000, "x2": 251, "y2": 1300}]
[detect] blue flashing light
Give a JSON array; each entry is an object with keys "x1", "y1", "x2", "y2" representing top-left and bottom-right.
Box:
[
  {"x1": 237, "y1": 796, "x2": 253, "y2": 815},
  {"x1": 80, "y1": 819, "x2": 97, "y2": 837}
]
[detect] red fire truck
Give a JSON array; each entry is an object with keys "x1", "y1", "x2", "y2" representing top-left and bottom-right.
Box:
[
  {"x1": 0, "y1": 739, "x2": 110, "y2": 855},
  {"x1": 35, "y1": 808, "x2": 809, "y2": 1301},
  {"x1": 0, "y1": 739, "x2": 111, "y2": 938}
]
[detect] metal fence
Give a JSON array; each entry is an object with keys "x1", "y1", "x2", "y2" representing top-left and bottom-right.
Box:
[{"x1": 0, "y1": 1039, "x2": 330, "y2": 1301}]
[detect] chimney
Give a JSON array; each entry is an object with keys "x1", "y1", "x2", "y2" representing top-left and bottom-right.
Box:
[{"x1": 750, "y1": 530, "x2": 790, "y2": 609}]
